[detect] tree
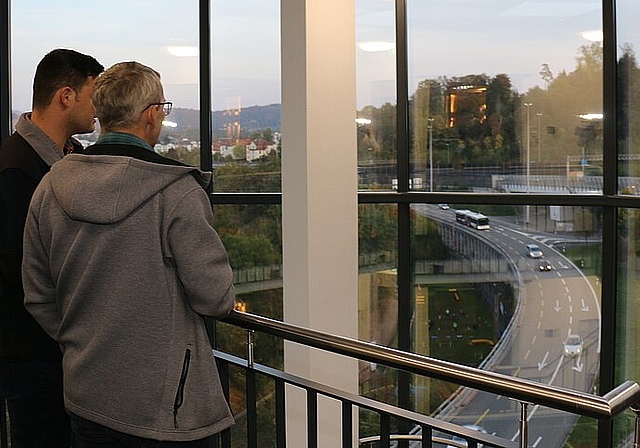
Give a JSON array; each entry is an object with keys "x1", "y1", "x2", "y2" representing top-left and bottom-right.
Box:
[
  {"x1": 617, "y1": 43, "x2": 640, "y2": 172},
  {"x1": 412, "y1": 79, "x2": 446, "y2": 163},
  {"x1": 540, "y1": 63, "x2": 554, "y2": 87}
]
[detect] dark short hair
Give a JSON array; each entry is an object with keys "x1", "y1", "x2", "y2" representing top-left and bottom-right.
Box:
[{"x1": 32, "y1": 48, "x2": 104, "y2": 110}]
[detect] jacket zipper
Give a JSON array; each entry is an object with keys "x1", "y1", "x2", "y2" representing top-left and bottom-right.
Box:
[{"x1": 173, "y1": 348, "x2": 191, "y2": 429}]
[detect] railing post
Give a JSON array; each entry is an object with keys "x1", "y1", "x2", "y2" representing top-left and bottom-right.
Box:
[
  {"x1": 634, "y1": 405, "x2": 640, "y2": 448},
  {"x1": 245, "y1": 330, "x2": 257, "y2": 448},
  {"x1": 519, "y1": 401, "x2": 530, "y2": 448},
  {"x1": 0, "y1": 394, "x2": 7, "y2": 448},
  {"x1": 246, "y1": 329, "x2": 255, "y2": 368}
]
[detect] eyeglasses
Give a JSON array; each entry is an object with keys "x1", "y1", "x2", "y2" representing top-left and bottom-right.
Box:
[{"x1": 142, "y1": 101, "x2": 172, "y2": 116}]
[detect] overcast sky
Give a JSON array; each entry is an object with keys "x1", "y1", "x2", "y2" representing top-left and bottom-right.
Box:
[{"x1": 10, "y1": 0, "x2": 632, "y2": 113}]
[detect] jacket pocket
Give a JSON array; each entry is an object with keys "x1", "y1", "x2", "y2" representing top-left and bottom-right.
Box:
[{"x1": 173, "y1": 348, "x2": 191, "y2": 429}]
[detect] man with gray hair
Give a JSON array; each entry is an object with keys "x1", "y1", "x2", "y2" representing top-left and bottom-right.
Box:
[{"x1": 22, "y1": 61, "x2": 236, "y2": 447}]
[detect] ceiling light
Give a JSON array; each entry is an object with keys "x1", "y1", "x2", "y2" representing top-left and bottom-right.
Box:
[
  {"x1": 581, "y1": 30, "x2": 603, "y2": 42},
  {"x1": 358, "y1": 41, "x2": 395, "y2": 53},
  {"x1": 166, "y1": 46, "x2": 198, "y2": 57}
]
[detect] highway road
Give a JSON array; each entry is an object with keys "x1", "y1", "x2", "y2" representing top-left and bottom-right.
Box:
[{"x1": 414, "y1": 205, "x2": 601, "y2": 447}]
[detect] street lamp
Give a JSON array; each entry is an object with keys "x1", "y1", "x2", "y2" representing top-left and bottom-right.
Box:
[
  {"x1": 536, "y1": 113, "x2": 542, "y2": 163},
  {"x1": 524, "y1": 102, "x2": 532, "y2": 224},
  {"x1": 428, "y1": 118, "x2": 434, "y2": 192}
]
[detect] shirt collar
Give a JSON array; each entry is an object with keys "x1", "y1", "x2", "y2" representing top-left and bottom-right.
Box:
[{"x1": 96, "y1": 132, "x2": 155, "y2": 151}]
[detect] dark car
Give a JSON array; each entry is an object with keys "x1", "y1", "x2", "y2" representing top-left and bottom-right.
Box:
[{"x1": 538, "y1": 260, "x2": 552, "y2": 271}]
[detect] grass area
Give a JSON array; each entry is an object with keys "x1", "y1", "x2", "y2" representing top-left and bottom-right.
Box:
[
  {"x1": 562, "y1": 243, "x2": 602, "y2": 277},
  {"x1": 428, "y1": 285, "x2": 497, "y2": 365},
  {"x1": 564, "y1": 416, "x2": 598, "y2": 447}
]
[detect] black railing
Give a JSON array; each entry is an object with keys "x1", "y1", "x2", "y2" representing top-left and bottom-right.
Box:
[{"x1": 219, "y1": 310, "x2": 640, "y2": 447}]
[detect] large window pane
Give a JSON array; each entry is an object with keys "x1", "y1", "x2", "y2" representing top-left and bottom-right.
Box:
[
  {"x1": 356, "y1": 1, "x2": 397, "y2": 191},
  {"x1": 211, "y1": 1, "x2": 281, "y2": 192},
  {"x1": 411, "y1": 203, "x2": 602, "y2": 442},
  {"x1": 214, "y1": 203, "x2": 283, "y2": 446},
  {"x1": 407, "y1": 1, "x2": 603, "y2": 193},
  {"x1": 358, "y1": 203, "x2": 399, "y2": 439},
  {"x1": 11, "y1": 0, "x2": 200, "y2": 165},
  {"x1": 616, "y1": 1, "x2": 640, "y2": 443},
  {"x1": 615, "y1": 207, "x2": 640, "y2": 444},
  {"x1": 617, "y1": 0, "x2": 640, "y2": 191}
]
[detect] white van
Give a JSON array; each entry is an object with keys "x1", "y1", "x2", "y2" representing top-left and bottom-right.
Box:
[{"x1": 526, "y1": 244, "x2": 543, "y2": 258}]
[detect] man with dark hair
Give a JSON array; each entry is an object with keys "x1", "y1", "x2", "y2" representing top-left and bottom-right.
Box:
[{"x1": 0, "y1": 48, "x2": 104, "y2": 448}]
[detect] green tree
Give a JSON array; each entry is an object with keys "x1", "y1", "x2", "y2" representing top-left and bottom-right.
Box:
[
  {"x1": 617, "y1": 44, "x2": 640, "y2": 175},
  {"x1": 233, "y1": 144, "x2": 246, "y2": 160},
  {"x1": 486, "y1": 74, "x2": 519, "y2": 162}
]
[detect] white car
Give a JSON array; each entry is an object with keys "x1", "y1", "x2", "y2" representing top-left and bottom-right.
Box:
[
  {"x1": 446, "y1": 425, "x2": 488, "y2": 448},
  {"x1": 526, "y1": 244, "x2": 543, "y2": 258},
  {"x1": 563, "y1": 335, "x2": 583, "y2": 357}
]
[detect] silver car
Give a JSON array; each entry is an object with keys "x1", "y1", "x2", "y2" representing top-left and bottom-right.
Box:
[{"x1": 563, "y1": 335, "x2": 583, "y2": 357}]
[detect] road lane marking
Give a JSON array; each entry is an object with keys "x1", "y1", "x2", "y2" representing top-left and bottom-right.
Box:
[
  {"x1": 474, "y1": 408, "x2": 491, "y2": 426},
  {"x1": 537, "y1": 351, "x2": 549, "y2": 370}
]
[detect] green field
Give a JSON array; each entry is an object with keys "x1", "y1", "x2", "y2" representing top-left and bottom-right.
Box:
[{"x1": 427, "y1": 284, "x2": 498, "y2": 365}]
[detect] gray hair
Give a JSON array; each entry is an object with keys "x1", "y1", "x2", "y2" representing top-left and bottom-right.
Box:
[{"x1": 92, "y1": 61, "x2": 164, "y2": 131}]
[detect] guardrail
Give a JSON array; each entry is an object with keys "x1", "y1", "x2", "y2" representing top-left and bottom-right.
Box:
[{"x1": 222, "y1": 310, "x2": 640, "y2": 447}]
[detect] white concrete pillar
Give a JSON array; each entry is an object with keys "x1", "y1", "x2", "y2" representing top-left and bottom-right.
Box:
[{"x1": 281, "y1": 0, "x2": 359, "y2": 446}]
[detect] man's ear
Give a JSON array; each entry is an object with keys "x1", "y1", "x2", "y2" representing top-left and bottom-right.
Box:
[
  {"x1": 143, "y1": 106, "x2": 158, "y2": 128},
  {"x1": 58, "y1": 87, "x2": 74, "y2": 107}
]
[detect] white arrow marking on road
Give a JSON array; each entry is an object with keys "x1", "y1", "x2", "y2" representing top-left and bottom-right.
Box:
[
  {"x1": 538, "y1": 351, "x2": 549, "y2": 371},
  {"x1": 572, "y1": 353, "x2": 584, "y2": 373},
  {"x1": 554, "y1": 300, "x2": 562, "y2": 312},
  {"x1": 581, "y1": 299, "x2": 590, "y2": 312}
]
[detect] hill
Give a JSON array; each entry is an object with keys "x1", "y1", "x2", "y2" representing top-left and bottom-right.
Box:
[{"x1": 171, "y1": 104, "x2": 281, "y2": 133}]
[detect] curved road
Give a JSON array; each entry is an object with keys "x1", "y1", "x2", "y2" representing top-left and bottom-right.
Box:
[{"x1": 416, "y1": 206, "x2": 601, "y2": 447}]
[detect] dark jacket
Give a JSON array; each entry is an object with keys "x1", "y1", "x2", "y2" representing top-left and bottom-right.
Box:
[
  {"x1": 0, "y1": 113, "x2": 81, "y2": 360},
  {"x1": 23, "y1": 141, "x2": 235, "y2": 441}
]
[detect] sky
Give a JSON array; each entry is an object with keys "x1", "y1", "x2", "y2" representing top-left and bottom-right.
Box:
[{"x1": 9, "y1": 0, "x2": 634, "y2": 113}]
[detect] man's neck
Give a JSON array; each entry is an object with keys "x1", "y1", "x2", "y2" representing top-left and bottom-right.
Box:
[
  {"x1": 106, "y1": 125, "x2": 155, "y2": 148},
  {"x1": 30, "y1": 110, "x2": 68, "y2": 150}
]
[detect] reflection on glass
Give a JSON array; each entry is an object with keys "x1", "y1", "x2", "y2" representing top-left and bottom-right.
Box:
[
  {"x1": 11, "y1": 1, "x2": 200, "y2": 164},
  {"x1": 356, "y1": 0, "x2": 397, "y2": 191},
  {"x1": 409, "y1": 203, "x2": 602, "y2": 441},
  {"x1": 211, "y1": 0, "x2": 281, "y2": 191},
  {"x1": 213, "y1": 204, "x2": 282, "y2": 446},
  {"x1": 402, "y1": 0, "x2": 603, "y2": 192},
  {"x1": 358, "y1": 203, "x2": 398, "y2": 414},
  {"x1": 615, "y1": 208, "x2": 640, "y2": 444},
  {"x1": 618, "y1": 0, "x2": 640, "y2": 439},
  {"x1": 617, "y1": 1, "x2": 640, "y2": 195}
]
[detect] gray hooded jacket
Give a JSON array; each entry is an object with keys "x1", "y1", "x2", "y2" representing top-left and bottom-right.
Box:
[{"x1": 22, "y1": 145, "x2": 235, "y2": 441}]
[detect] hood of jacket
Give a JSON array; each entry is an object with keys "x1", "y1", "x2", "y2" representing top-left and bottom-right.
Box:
[{"x1": 47, "y1": 148, "x2": 212, "y2": 225}]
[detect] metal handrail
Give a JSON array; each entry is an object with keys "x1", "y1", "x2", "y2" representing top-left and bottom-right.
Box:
[{"x1": 223, "y1": 310, "x2": 640, "y2": 420}]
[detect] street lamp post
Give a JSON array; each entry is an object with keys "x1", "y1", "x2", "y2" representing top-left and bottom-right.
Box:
[
  {"x1": 428, "y1": 118, "x2": 434, "y2": 192},
  {"x1": 524, "y1": 103, "x2": 532, "y2": 224},
  {"x1": 536, "y1": 112, "x2": 542, "y2": 163}
]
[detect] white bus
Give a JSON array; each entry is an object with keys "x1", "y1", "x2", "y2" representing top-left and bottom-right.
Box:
[{"x1": 455, "y1": 209, "x2": 490, "y2": 230}]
